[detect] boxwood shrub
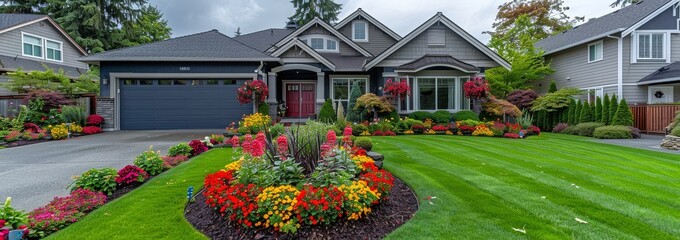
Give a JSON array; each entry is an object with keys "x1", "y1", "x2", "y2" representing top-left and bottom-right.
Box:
[
  {"x1": 354, "y1": 137, "x2": 373, "y2": 151},
  {"x1": 453, "y1": 110, "x2": 479, "y2": 121},
  {"x1": 432, "y1": 110, "x2": 452, "y2": 123},
  {"x1": 409, "y1": 111, "x2": 433, "y2": 121},
  {"x1": 593, "y1": 126, "x2": 633, "y2": 139},
  {"x1": 573, "y1": 122, "x2": 605, "y2": 137}
]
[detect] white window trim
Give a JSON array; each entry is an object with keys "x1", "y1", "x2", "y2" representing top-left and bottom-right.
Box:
[
  {"x1": 21, "y1": 32, "x2": 44, "y2": 60},
  {"x1": 330, "y1": 76, "x2": 369, "y2": 106},
  {"x1": 409, "y1": 76, "x2": 470, "y2": 112},
  {"x1": 299, "y1": 35, "x2": 340, "y2": 53},
  {"x1": 351, "y1": 20, "x2": 369, "y2": 42},
  {"x1": 587, "y1": 41, "x2": 603, "y2": 63},
  {"x1": 631, "y1": 31, "x2": 671, "y2": 63},
  {"x1": 648, "y1": 85, "x2": 674, "y2": 104},
  {"x1": 44, "y1": 38, "x2": 63, "y2": 63}
]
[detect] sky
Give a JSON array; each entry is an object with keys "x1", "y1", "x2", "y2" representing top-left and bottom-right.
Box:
[{"x1": 149, "y1": 0, "x2": 617, "y2": 44}]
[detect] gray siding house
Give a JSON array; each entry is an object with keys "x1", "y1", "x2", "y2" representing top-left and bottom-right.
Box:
[
  {"x1": 536, "y1": 0, "x2": 680, "y2": 105},
  {"x1": 81, "y1": 9, "x2": 509, "y2": 130},
  {"x1": 0, "y1": 14, "x2": 89, "y2": 95}
]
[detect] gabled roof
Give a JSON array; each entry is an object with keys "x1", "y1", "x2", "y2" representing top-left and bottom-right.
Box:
[
  {"x1": 267, "y1": 17, "x2": 373, "y2": 57},
  {"x1": 234, "y1": 28, "x2": 296, "y2": 52},
  {"x1": 537, "y1": 0, "x2": 674, "y2": 55},
  {"x1": 319, "y1": 53, "x2": 369, "y2": 72},
  {"x1": 271, "y1": 38, "x2": 336, "y2": 71},
  {"x1": 334, "y1": 8, "x2": 401, "y2": 41},
  {"x1": 80, "y1": 30, "x2": 278, "y2": 64},
  {"x1": 0, "y1": 13, "x2": 87, "y2": 55},
  {"x1": 396, "y1": 54, "x2": 479, "y2": 73},
  {"x1": 0, "y1": 55, "x2": 87, "y2": 78},
  {"x1": 638, "y1": 61, "x2": 680, "y2": 85},
  {"x1": 365, "y1": 12, "x2": 510, "y2": 70}
]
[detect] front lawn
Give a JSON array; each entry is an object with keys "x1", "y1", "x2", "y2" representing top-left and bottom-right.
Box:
[{"x1": 48, "y1": 134, "x2": 680, "y2": 239}]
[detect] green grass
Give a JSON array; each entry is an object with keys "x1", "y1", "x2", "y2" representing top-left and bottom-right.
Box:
[
  {"x1": 46, "y1": 149, "x2": 231, "y2": 240},
  {"x1": 48, "y1": 134, "x2": 680, "y2": 239}
]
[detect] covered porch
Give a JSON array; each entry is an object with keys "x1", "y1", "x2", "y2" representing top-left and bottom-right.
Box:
[{"x1": 266, "y1": 64, "x2": 326, "y2": 119}]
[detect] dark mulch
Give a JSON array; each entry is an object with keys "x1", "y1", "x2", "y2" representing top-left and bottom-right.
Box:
[
  {"x1": 185, "y1": 178, "x2": 419, "y2": 240},
  {"x1": 1, "y1": 139, "x2": 50, "y2": 148},
  {"x1": 106, "y1": 177, "x2": 153, "y2": 202}
]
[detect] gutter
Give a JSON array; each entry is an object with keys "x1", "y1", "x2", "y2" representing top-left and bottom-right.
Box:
[{"x1": 541, "y1": 28, "x2": 626, "y2": 56}]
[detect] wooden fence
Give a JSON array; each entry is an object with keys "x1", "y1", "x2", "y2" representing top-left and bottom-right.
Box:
[
  {"x1": 0, "y1": 93, "x2": 97, "y2": 118},
  {"x1": 630, "y1": 105, "x2": 680, "y2": 134}
]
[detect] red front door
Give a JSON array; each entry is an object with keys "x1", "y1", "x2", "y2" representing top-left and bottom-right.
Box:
[{"x1": 286, "y1": 83, "x2": 315, "y2": 118}]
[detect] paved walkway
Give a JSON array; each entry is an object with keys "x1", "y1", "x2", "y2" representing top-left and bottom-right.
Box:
[
  {"x1": 0, "y1": 130, "x2": 222, "y2": 211},
  {"x1": 596, "y1": 134, "x2": 679, "y2": 154}
]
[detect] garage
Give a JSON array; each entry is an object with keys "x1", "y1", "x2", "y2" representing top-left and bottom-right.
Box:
[{"x1": 119, "y1": 78, "x2": 251, "y2": 130}]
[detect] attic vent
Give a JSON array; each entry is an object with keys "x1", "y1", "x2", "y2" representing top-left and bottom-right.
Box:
[{"x1": 428, "y1": 28, "x2": 445, "y2": 46}]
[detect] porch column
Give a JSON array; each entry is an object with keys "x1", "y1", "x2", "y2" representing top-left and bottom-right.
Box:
[
  {"x1": 316, "y1": 72, "x2": 325, "y2": 115},
  {"x1": 267, "y1": 73, "x2": 277, "y2": 103}
]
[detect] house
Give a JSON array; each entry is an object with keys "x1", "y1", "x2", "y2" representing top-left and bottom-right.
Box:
[
  {"x1": 0, "y1": 14, "x2": 89, "y2": 95},
  {"x1": 80, "y1": 9, "x2": 509, "y2": 130},
  {"x1": 535, "y1": 0, "x2": 680, "y2": 105}
]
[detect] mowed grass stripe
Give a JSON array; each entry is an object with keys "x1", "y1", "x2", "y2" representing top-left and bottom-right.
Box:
[{"x1": 376, "y1": 135, "x2": 680, "y2": 239}]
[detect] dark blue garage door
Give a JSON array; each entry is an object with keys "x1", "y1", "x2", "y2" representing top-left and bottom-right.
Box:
[{"x1": 120, "y1": 79, "x2": 252, "y2": 130}]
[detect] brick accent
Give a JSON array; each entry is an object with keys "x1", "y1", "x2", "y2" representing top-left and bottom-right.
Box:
[{"x1": 96, "y1": 97, "x2": 114, "y2": 130}]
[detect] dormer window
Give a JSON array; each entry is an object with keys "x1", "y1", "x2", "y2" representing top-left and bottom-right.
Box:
[
  {"x1": 300, "y1": 35, "x2": 339, "y2": 52},
  {"x1": 352, "y1": 20, "x2": 368, "y2": 42},
  {"x1": 22, "y1": 34, "x2": 43, "y2": 58}
]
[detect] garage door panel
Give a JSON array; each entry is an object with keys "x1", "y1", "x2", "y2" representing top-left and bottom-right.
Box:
[{"x1": 120, "y1": 79, "x2": 252, "y2": 130}]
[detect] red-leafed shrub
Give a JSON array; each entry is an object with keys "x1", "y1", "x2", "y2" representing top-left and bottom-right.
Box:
[
  {"x1": 383, "y1": 130, "x2": 396, "y2": 136},
  {"x1": 115, "y1": 165, "x2": 149, "y2": 185},
  {"x1": 504, "y1": 133, "x2": 520, "y2": 139},
  {"x1": 372, "y1": 130, "x2": 385, "y2": 136},
  {"x1": 23, "y1": 123, "x2": 41, "y2": 133},
  {"x1": 28, "y1": 189, "x2": 106, "y2": 238},
  {"x1": 506, "y1": 89, "x2": 538, "y2": 110},
  {"x1": 294, "y1": 185, "x2": 345, "y2": 226},
  {"x1": 189, "y1": 140, "x2": 208, "y2": 155},
  {"x1": 24, "y1": 90, "x2": 74, "y2": 112},
  {"x1": 527, "y1": 125, "x2": 541, "y2": 135},
  {"x1": 552, "y1": 123, "x2": 569, "y2": 133},
  {"x1": 86, "y1": 114, "x2": 105, "y2": 125},
  {"x1": 162, "y1": 155, "x2": 189, "y2": 168},
  {"x1": 463, "y1": 77, "x2": 489, "y2": 100},
  {"x1": 431, "y1": 125, "x2": 448, "y2": 132},
  {"x1": 459, "y1": 125, "x2": 476, "y2": 132},
  {"x1": 82, "y1": 126, "x2": 103, "y2": 135}
]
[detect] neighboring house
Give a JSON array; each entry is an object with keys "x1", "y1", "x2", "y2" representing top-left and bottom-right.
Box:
[
  {"x1": 81, "y1": 9, "x2": 509, "y2": 130},
  {"x1": 0, "y1": 14, "x2": 89, "y2": 95},
  {"x1": 535, "y1": 0, "x2": 680, "y2": 105}
]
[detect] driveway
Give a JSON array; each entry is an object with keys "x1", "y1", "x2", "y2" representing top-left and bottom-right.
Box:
[
  {"x1": 596, "y1": 134, "x2": 679, "y2": 154},
  {"x1": 0, "y1": 130, "x2": 223, "y2": 211}
]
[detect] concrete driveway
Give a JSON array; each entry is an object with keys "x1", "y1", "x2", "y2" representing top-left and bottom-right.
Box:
[{"x1": 0, "y1": 130, "x2": 223, "y2": 211}]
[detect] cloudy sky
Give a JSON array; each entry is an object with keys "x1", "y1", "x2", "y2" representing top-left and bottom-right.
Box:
[{"x1": 149, "y1": 0, "x2": 617, "y2": 43}]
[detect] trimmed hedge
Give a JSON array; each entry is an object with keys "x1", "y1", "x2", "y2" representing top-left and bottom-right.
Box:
[
  {"x1": 453, "y1": 110, "x2": 479, "y2": 121},
  {"x1": 573, "y1": 122, "x2": 605, "y2": 137},
  {"x1": 432, "y1": 110, "x2": 452, "y2": 123},
  {"x1": 409, "y1": 111, "x2": 433, "y2": 121},
  {"x1": 562, "y1": 126, "x2": 578, "y2": 135},
  {"x1": 593, "y1": 126, "x2": 632, "y2": 139},
  {"x1": 354, "y1": 137, "x2": 373, "y2": 151}
]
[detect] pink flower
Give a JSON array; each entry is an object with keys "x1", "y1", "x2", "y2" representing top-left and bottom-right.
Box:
[
  {"x1": 326, "y1": 130, "x2": 337, "y2": 145},
  {"x1": 229, "y1": 136, "x2": 240, "y2": 147},
  {"x1": 343, "y1": 125, "x2": 353, "y2": 137},
  {"x1": 244, "y1": 134, "x2": 253, "y2": 142},
  {"x1": 320, "y1": 142, "x2": 333, "y2": 157},
  {"x1": 250, "y1": 140, "x2": 264, "y2": 157},
  {"x1": 276, "y1": 135, "x2": 288, "y2": 156},
  {"x1": 256, "y1": 131, "x2": 266, "y2": 143},
  {"x1": 0, "y1": 219, "x2": 5, "y2": 227}
]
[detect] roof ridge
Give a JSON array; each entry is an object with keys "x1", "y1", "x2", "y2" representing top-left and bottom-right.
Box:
[
  {"x1": 211, "y1": 30, "x2": 272, "y2": 56},
  {"x1": 235, "y1": 28, "x2": 288, "y2": 38}
]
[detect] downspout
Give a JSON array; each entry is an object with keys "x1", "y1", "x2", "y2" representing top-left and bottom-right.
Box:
[
  {"x1": 607, "y1": 35, "x2": 624, "y2": 98},
  {"x1": 255, "y1": 61, "x2": 264, "y2": 80}
]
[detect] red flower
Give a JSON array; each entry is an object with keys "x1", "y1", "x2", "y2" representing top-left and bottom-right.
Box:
[
  {"x1": 250, "y1": 140, "x2": 264, "y2": 157},
  {"x1": 229, "y1": 136, "x2": 240, "y2": 147},
  {"x1": 463, "y1": 77, "x2": 490, "y2": 100},
  {"x1": 384, "y1": 78, "x2": 411, "y2": 98},
  {"x1": 276, "y1": 135, "x2": 288, "y2": 156}
]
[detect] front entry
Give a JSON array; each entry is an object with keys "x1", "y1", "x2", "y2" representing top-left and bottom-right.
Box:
[{"x1": 285, "y1": 83, "x2": 316, "y2": 118}]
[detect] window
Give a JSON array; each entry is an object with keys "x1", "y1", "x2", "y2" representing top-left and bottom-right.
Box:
[
  {"x1": 352, "y1": 21, "x2": 368, "y2": 41},
  {"x1": 404, "y1": 76, "x2": 471, "y2": 112},
  {"x1": 224, "y1": 80, "x2": 237, "y2": 85},
  {"x1": 22, "y1": 34, "x2": 42, "y2": 58},
  {"x1": 332, "y1": 78, "x2": 367, "y2": 110},
  {"x1": 173, "y1": 80, "x2": 188, "y2": 85},
  {"x1": 638, "y1": 33, "x2": 665, "y2": 60},
  {"x1": 122, "y1": 80, "x2": 137, "y2": 85},
  {"x1": 158, "y1": 80, "x2": 172, "y2": 85},
  {"x1": 326, "y1": 39, "x2": 337, "y2": 51},
  {"x1": 588, "y1": 41, "x2": 603, "y2": 63},
  {"x1": 139, "y1": 80, "x2": 154, "y2": 85},
  {"x1": 300, "y1": 35, "x2": 339, "y2": 52},
  {"x1": 46, "y1": 40, "x2": 62, "y2": 61},
  {"x1": 207, "y1": 80, "x2": 219, "y2": 85},
  {"x1": 191, "y1": 80, "x2": 206, "y2": 86},
  {"x1": 428, "y1": 28, "x2": 445, "y2": 46},
  {"x1": 310, "y1": 38, "x2": 324, "y2": 50}
]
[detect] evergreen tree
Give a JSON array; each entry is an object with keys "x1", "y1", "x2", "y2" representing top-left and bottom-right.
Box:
[
  {"x1": 567, "y1": 98, "x2": 576, "y2": 125},
  {"x1": 289, "y1": 0, "x2": 342, "y2": 26},
  {"x1": 318, "y1": 98, "x2": 336, "y2": 123},
  {"x1": 611, "y1": 99, "x2": 634, "y2": 126},
  {"x1": 574, "y1": 101, "x2": 583, "y2": 124},
  {"x1": 579, "y1": 100, "x2": 593, "y2": 123},
  {"x1": 602, "y1": 94, "x2": 610, "y2": 125},
  {"x1": 594, "y1": 96, "x2": 603, "y2": 123},
  {"x1": 548, "y1": 80, "x2": 558, "y2": 93},
  {"x1": 345, "y1": 81, "x2": 363, "y2": 122},
  {"x1": 610, "y1": 95, "x2": 619, "y2": 124},
  {"x1": 561, "y1": 107, "x2": 569, "y2": 123}
]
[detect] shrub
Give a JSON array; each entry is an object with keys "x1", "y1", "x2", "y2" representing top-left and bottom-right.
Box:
[
  {"x1": 594, "y1": 97, "x2": 603, "y2": 123},
  {"x1": 408, "y1": 111, "x2": 433, "y2": 121},
  {"x1": 573, "y1": 101, "x2": 582, "y2": 125},
  {"x1": 168, "y1": 143, "x2": 193, "y2": 157},
  {"x1": 133, "y1": 147, "x2": 165, "y2": 176},
  {"x1": 504, "y1": 133, "x2": 520, "y2": 139},
  {"x1": 0, "y1": 197, "x2": 28, "y2": 230},
  {"x1": 432, "y1": 110, "x2": 452, "y2": 123},
  {"x1": 602, "y1": 94, "x2": 611, "y2": 124},
  {"x1": 453, "y1": 110, "x2": 479, "y2": 121},
  {"x1": 573, "y1": 122, "x2": 605, "y2": 137},
  {"x1": 579, "y1": 101, "x2": 593, "y2": 123},
  {"x1": 86, "y1": 114, "x2": 105, "y2": 125},
  {"x1": 4, "y1": 130, "x2": 21, "y2": 142},
  {"x1": 318, "y1": 99, "x2": 336, "y2": 123},
  {"x1": 28, "y1": 189, "x2": 106, "y2": 239},
  {"x1": 567, "y1": 99, "x2": 576, "y2": 125},
  {"x1": 346, "y1": 81, "x2": 364, "y2": 122},
  {"x1": 527, "y1": 125, "x2": 541, "y2": 135},
  {"x1": 61, "y1": 106, "x2": 87, "y2": 126},
  {"x1": 611, "y1": 99, "x2": 634, "y2": 126},
  {"x1": 82, "y1": 126, "x2": 102, "y2": 135},
  {"x1": 355, "y1": 94, "x2": 394, "y2": 118},
  {"x1": 354, "y1": 137, "x2": 373, "y2": 151},
  {"x1": 593, "y1": 126, "x2": 633, "y2": 139},
  {"x1": 257, "y1": 102, "x2": 270, "y2": 116},
  {"x1": 609, "y1": 95, "x2": 619, "y2": 125},
  {"x1": 506, "y1": 89, "x2": 538, "y2": 110},
  {"x1": 23, "y1": 90, "x2": 73, "y2": 112},
  {"x1": 269, "y1": 123, "x2": 285, "y2": 138},
  {"x1": 189, "y1": 140, "x2": 209, "y2": 155},
  {"x1": 70, "y1": 168, "x2": 118, "y2": 195},
  {"x1": 672, "y1": 126, "x2": 680, "y2": 137},
  {"x1": 162, "y1": 155, "x2": 189, "y2": 168},
  {"x1": 561, "y1": 126, "x2": 578, "y2": 135},
  {"x1": 351, "y1": 123, "x2": 368, "y2": 136},
  {"x1": 115, "y1": 165, "x2": 149, "y2": 185},
  {"x1": 552, "y1": 123, "x2": 569, "y2": 133},
  {"x1": 548, "y1": 80, "x2": 558, "y2": 93}
]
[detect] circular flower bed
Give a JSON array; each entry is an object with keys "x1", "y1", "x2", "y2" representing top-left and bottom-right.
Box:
[{"x1": 189, "y1": 126, "x2": 417, "y2": 237}]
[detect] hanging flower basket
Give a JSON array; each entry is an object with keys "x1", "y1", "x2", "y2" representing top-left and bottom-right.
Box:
[{"x1": 237, "y1": 80, "x2": 268, "y2": 104}]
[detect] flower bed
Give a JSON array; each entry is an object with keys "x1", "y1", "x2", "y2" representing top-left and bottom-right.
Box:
[
  {"x1": 187, "y1": 125, "x2": 415, "y2": 237},
  {"x1": 354, "y1": 117, "x2": 540, "y2": 139}
]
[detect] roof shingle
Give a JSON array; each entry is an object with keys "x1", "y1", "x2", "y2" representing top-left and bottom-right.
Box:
[
  {"x1": 638, "y1": 61, "x2": 680, "y2": 84},
  {"x1": 0, "y1": 13, "x2": 46, "y2": 31},
  {"x1": 0, "y1": 55, "x2": 87, "y2": 78},
  {"x1": 234, "y1": 28, "x2": 295, "y2": 52}
]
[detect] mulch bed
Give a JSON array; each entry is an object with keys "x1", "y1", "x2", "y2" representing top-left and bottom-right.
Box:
[
  {"x1": 185, "y1": 178, "x2": 419, "y2": 240},
  {"x1": 1, "y1": 139, "x2": 50, "y2": 148}
]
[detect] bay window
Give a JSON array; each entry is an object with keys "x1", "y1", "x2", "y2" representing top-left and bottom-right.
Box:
[
  {"x1": 332, "y1": 78, "x2": 367, "y2": 110},
  {"x1": 400, "y1": 76, "x2": 471, "y2": 112}
]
